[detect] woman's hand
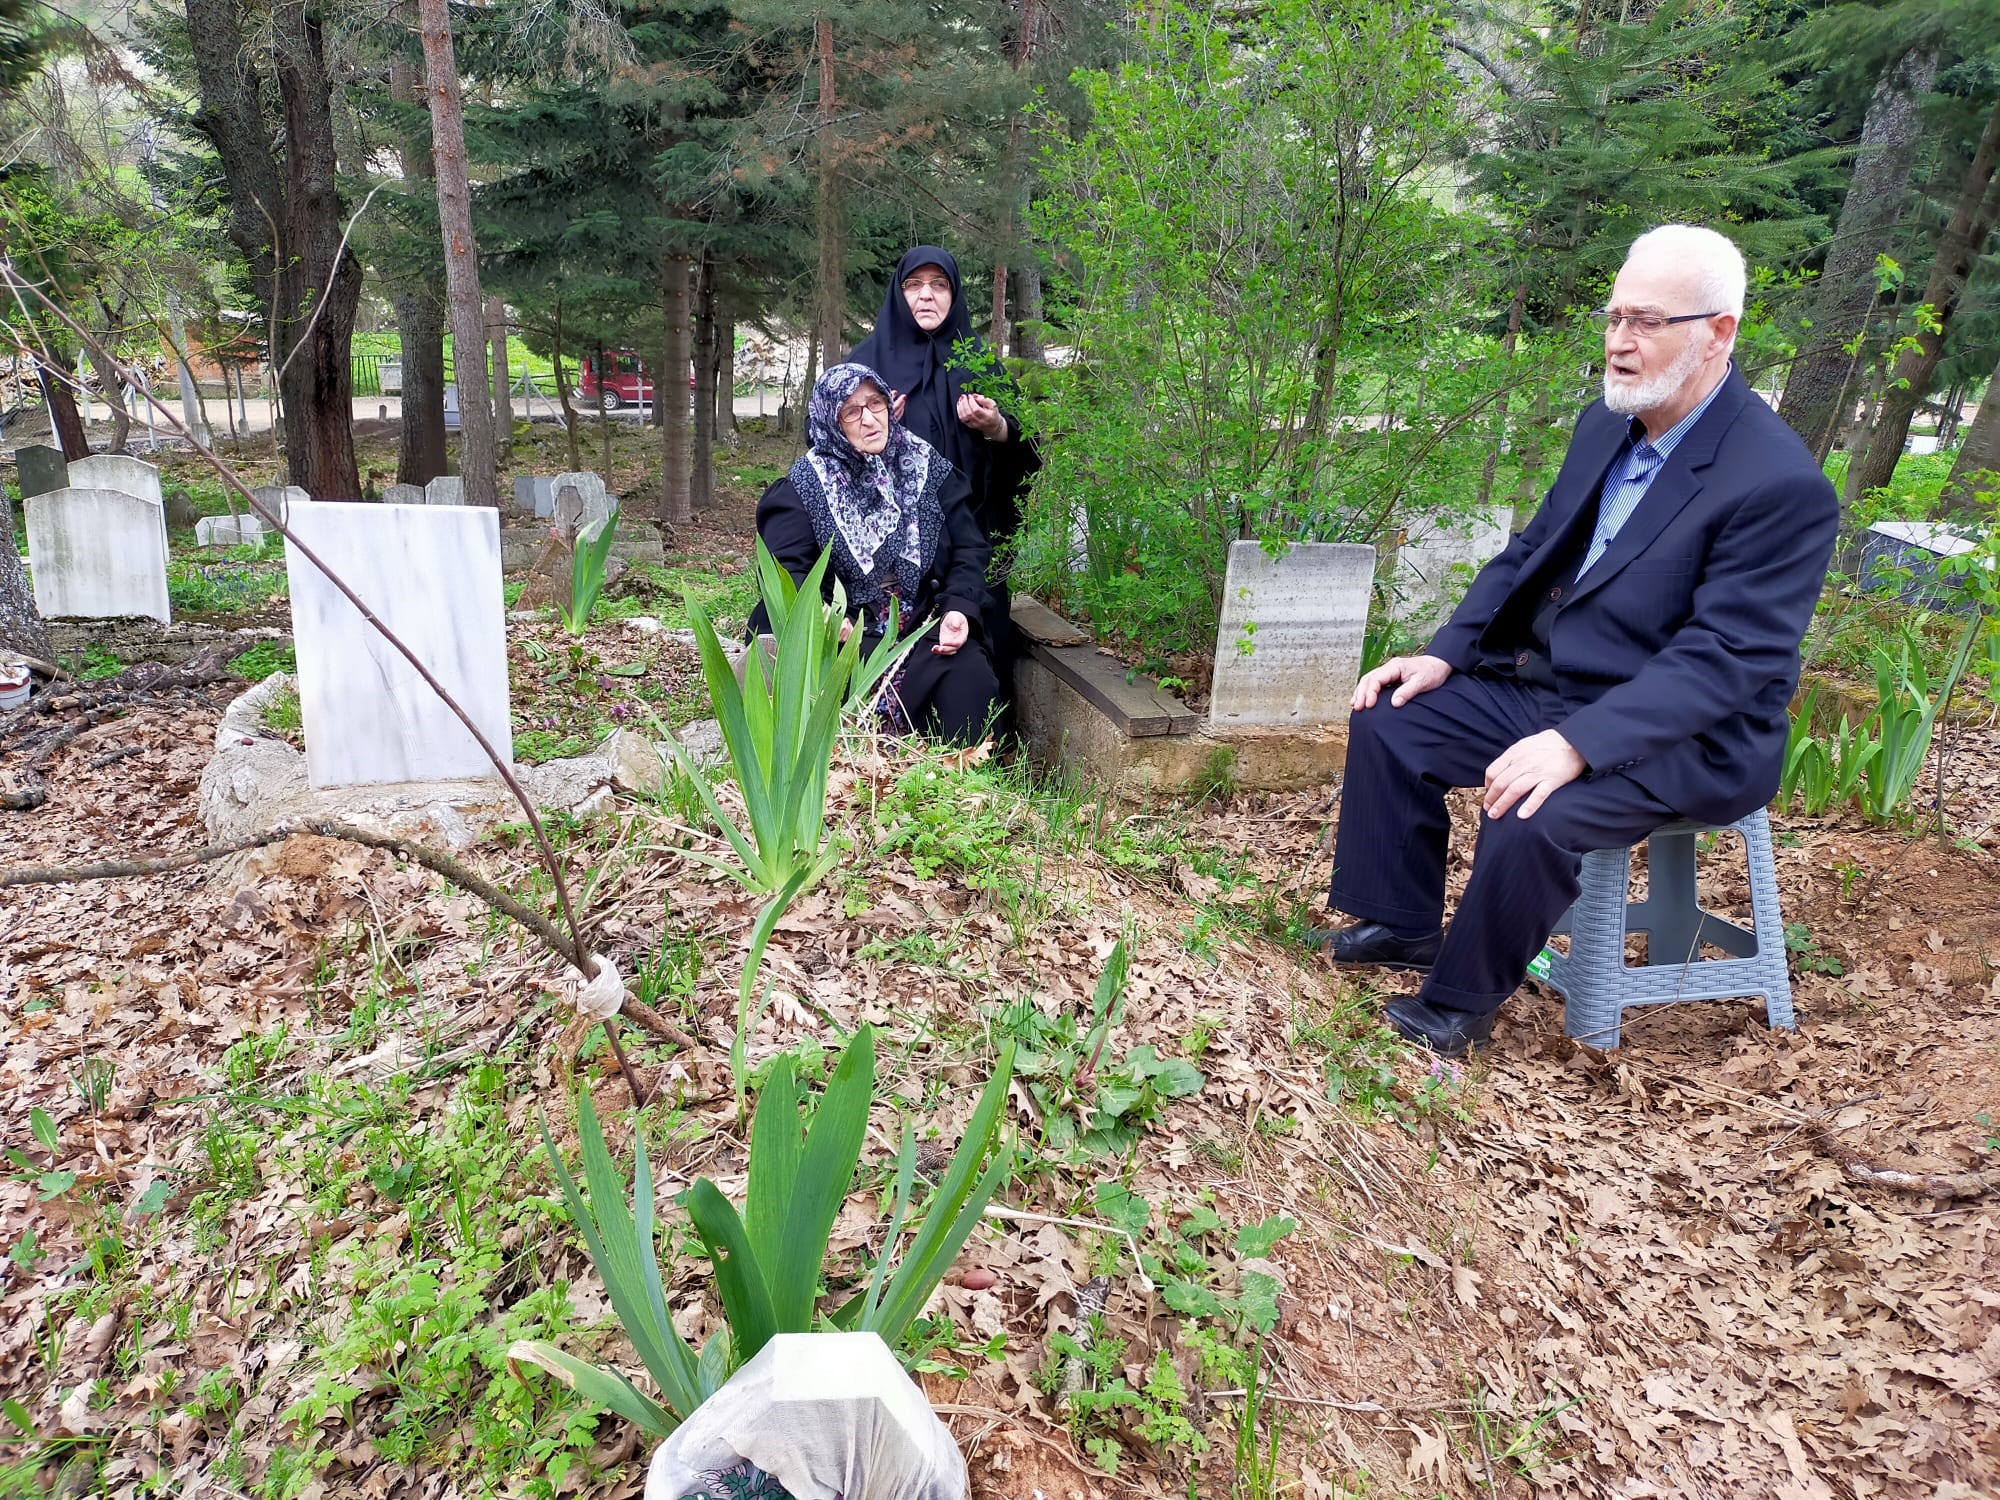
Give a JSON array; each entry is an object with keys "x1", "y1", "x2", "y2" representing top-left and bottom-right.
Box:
[
  {"x1": 932, "y1": 611, "x2": 969, "y2": 656},
  {"x1": 955, "y1": 392, "x2": 1009, "y2": 441}
]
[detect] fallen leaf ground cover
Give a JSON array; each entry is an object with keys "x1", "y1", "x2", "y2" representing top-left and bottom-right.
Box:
[{"x1": 2, "y1": 440, "x2": 1996, "y2": 1499}]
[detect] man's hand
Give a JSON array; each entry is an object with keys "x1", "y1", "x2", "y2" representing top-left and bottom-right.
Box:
[
  {"x1": 1483, "y1": 730, "x2": 1586, "y2": 820},
  {"x1": 955, "y1": 392, "x2": 1009, "y2": 441},
  {"x1": 890, "y1": 390, "x2": 908, "y2": 422},
  {"x1": 932, "y1": 610, "x2": 970, "y2": 656},
  {"x1": 1352, "y1": 654, "x2": 1453, "y2": 712}
]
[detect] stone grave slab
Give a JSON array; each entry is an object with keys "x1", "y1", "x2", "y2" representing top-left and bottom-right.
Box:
[
  {"x1": 195, "y1": 513, "x2": 273, "y2": 548},
  {"x1": 381, "y1": 483, "x2": 425, "y2": 506},
  {"x1": 68, "y1": 454, "x2": 162, "y2": 507},
  {"x1": 425, "y1": 475, "x2": 465, "y2": 507},
  {"x1": 284, "y1": 501, "x2": 512, "y2": 789},
  {"x1": 15, "y1": 444, "x2": 68, "y2": 498},
  {"x1": 1389, "y1": 505, "x2": 1512, "y2": 626},
  {"x1": 25, "y1": 486, "x2": 172, "y2": 623},
  {"x1": 513, "y1": 476, "x2": 555, "y2": 517},
  {"x1": 252, "y1": 484, "x2": 311, "y2": 522},
  {"x1": 1209, "y1": 540, "x2": 1374, "y2": 730},
  {"x1": 552, "y1": 472, "x2": 614, "y2": 540}
]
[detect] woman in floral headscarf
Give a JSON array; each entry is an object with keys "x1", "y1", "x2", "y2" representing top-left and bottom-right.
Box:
[{"x1": 748, "y1": 361, "x2": 999, "y2": 744}]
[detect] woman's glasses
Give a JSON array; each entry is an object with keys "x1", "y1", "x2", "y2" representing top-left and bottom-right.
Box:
[
  {"x1": 838, "y1": 396, "x2": 889, "y2": 429},
  {"x1": 901, "y1": 274, "x2": 952, "y2": 297}
]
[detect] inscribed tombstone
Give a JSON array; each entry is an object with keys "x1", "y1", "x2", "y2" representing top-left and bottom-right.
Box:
[
  {"x1": 283, "y1": 501, "x2": 511, "y2": 789},
  {"x1": 24, "y1": 486, "x2": 172, "y2": 623},
  {"x1": 425, "y1": 475, "x2": 465, "y2": 506},
  {"x1": 1389, "y1": 505, "x2": 1512, "y2": 627},
  {"x1": 1208, "y1": 540, "x2": 1374, "y2": 730},
  {"x1": 381, "y1": 483, "x2": 425, "y2": 506},
  {"x1": 551, "y1": 472, "x2": 614, "y2": 541},
  {"x1": 16, "y1": 445, "x2": 68, "y2": 499}
]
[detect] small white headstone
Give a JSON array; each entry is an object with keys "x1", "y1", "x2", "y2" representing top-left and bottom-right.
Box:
[
  {"x1": 195, "y1": 513, "x2": 273, "y2": 548},
  {"x1": 25, "y1": 486, "x2": 172, "y2": 624},
  {"x1": 1389, "y1": 505, "x2": 1513, "y2": 627},
  {"x1": 1209, "y1": 540, "x2": 1374, "y2": 730},
  {"x1": 284, "y1": 502, "x2": 512, "y2": 789},
  {"x1": 381, "y1": 483, "x2": 425, "y2": 506},
  {"x1": 551, "y1": 472, "x2": 614, "y2": 541},
  {"x1": 67, "y1": 454, "x2": 162, "y2": 508},
  {"x1": 425, "y1": 475, "x2": 465, "y2": 507}
]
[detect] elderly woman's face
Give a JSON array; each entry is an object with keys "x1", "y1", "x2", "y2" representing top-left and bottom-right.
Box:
[
  {"x1": 901, "y1": 265, "x2": 953, "y2": 332},
  {"x1": 837, "y1": 382, "x2": 891, "y2": 454}
]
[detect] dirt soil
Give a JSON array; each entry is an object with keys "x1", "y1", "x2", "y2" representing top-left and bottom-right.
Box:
[{"x1": 2, "y1": 438, "x2": 1997, "y2": 1499}]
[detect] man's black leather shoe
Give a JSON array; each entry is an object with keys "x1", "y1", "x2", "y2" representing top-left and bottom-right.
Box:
[
  {"x1": 1383, "y1": 996, "x2": 1496, "y2": 1059},
  {"x1": 1302, "y1": 920, "x2": 1442, "y2": 972}
]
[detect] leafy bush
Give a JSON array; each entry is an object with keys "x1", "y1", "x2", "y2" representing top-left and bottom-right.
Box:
[
  {"x1": 511, "y1": 1028, "x2": 1016, "y2": 1437},
  {"x1": 558, "y1": 520, "x2": 618, "y2": 636}
]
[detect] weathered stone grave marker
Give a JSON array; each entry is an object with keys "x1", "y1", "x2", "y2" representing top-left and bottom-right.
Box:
[
  {"x1": 381, "y1": 483, "x2": 425, "y2": 506},
  {"x1": 15, "y1": 444, "x2": 68, "y2": 499},
  {"x1": 252, "y1": 484, "x2": 311, "y2": 521},
  {"x1": 68, "y1": 453, "x2": 168, "y2": 555},
  {"x1": 283, "y1": 501, "x2": 512, "y2": 788},
  {"x1": 1208, "y1": 540, "x2": 1374, "y2": 729},
  {"x1": 425, "y1": 475, "x2": 465, "y2": 506},
  {"x1": 512, "y1": 476, "x2": 555, "y2": 517},
  {"x1": 551, "y1": 472, "x2": 614, "y2": 541},
  {"x1": 1388, "y1": 505, "x2": 1512, "y2": 627},
  {"x1": 24, "y1": 486, "x2": 172, "y2": 623},
  {"x1": 195, "y1": 513, "x2": 273, "y2": 548}
]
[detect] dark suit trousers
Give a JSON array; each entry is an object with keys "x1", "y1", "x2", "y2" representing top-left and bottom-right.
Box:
[{"x1": 1327, "y1": 671, "x2": 1678, "y2": 1017}]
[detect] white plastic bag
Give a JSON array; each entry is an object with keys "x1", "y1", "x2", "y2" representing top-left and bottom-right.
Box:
[{"x1": 644, "y1": 1332, "x2": 966, "y2": 1500}]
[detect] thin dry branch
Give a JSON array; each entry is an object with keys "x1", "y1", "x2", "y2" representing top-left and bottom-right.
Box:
[{"x1": 1810, "y1": 1122, "x2": 2000, "y2": 1200}]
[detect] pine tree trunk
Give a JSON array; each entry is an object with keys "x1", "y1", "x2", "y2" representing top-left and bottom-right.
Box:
[
  {"x1": 718, "y1": 305, "x2": 736, "y2": 434},
  {"x1": 692, "y1": 253, "x2": 716, "y2": 510},
  {"x1": 391, "y1": 286, "x2": 448, "y2": 485},
  {"x1": 813, "y1": 18, "x2": 845, "y2": 368},
  {"x1": 1847, "y1": 94, "x2": 2000, "y2": 504},
  {"x1": 1781, "y1": 46, "x2": 1940, "y2": 460},
  {"x1": 1014, "y1": 257, "x2": 1043, "y2": 362},
  {"x1": 0, "y1": 491, "x2": 52, "y2": 661},
  {"x1": 1938, "y1": 353, "x2": 2000, "y2": 521},
  {"x1": 36, "y1": 350, "x2": 89, "y2": 459},
  {"x1": 418, "y1": 0, "x2": 496, "y2": 505},
  {"x1": 660, "y1": 254, "x2": 692, "y2": 526},
  {"x1": 488, "y1": 294, "x2": 512, "y2": 466}
]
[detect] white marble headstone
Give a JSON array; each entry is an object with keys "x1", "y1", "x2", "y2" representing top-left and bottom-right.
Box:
[
  {"x1": 283, "y1": 502, "x2": 512, "y2": 789},
  {"x1": 67, "y1": 453, "x2": 167, "y2": 555},
  {"x1": 1389, "y1": 505, "x2": 1512, "y2": 627},
  {"x1": 195, "y1": 513, "x2": 272, "y2": 548},
  {"x1": 425, "y1": 475, "x2": 465, "y2": 507},
  {"x1": 1209, "y1": 540, "x2": 1374, "y2": 730},
  {"x1": 25, "y1": 486, "x2": 172, "y2": 624},
  {"x1": 381, "y1": 483, "x2": 425, "y2": 506},
  {"x1": 551, "y1": 472, "x2": 614, "y2": 541}
]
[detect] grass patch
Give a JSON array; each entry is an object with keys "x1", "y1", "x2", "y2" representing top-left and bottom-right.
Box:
[
  {"x1": 262, "y1": 682, "x2": 302, "y2": 737},
  {"x1": 229, "y1": 641, "x2": 296, "y2": 682},
  {"x1": 167, "y1": 551, "x2": 288, "y2": 617}
]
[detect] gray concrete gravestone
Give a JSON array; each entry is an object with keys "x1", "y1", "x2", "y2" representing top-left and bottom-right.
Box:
[
  {"x1": 1389, "y1": 505, "x2": 1513, "y2": 628},
  {"x1": 15, "y1": 445, "x2": 69, "y2": 499},
  {"x1": 425, "y1": 475, "x2": 465, "y2": 507},
  {"x1": 381, "y1": 483, "x2": 425, "y2": 506},
  {"x1": 25, "y1": 486, "x2": 173, "y2": 624},
  {"x1": 1208, "y1": 540, "x2": 1374, "y2": 729}
]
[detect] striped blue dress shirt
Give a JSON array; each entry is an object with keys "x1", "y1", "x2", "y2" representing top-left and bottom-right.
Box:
[{"x1": 1577, "y1": 365, "x2": 1731, "y2": 577}]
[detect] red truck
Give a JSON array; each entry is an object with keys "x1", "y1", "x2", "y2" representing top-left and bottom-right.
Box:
[{"x1": 575, "y1": 350, "x2": 693, "y2": 410}]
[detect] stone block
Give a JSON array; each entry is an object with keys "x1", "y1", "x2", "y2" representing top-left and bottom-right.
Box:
[
  {"x1": 1389, "y1": 505, "x2": 1512, "y2": 628},
  {"x1": 425, "y1": 474, "x2": 465, "y2": 506},
  {"x1": 25, "y1": 486, "x2": 172, "y2": 623},
  {"x1": 15, "y1": 444, "x2": 68, "y2": 498},
  {"x1": 68, "y1": 453, "x2": 161, "y2": 507},
  {"x1": 381, "y1": 483, "x2": 425, "y2": 506},
  {"x1": 195, "y1": 513, "x2": 273, "y2": 548},
  {"x1": 513, "y1": 476, "x2": 555, "y2": 517},
  {"x1": 252, "y1": 484, "x2": 311, "y2": 521},
  {"x1": 551, "y1": 471, "x2": 614, "y2": 541},
  {"x1": 1209, "y1": 540, "x2": 1374, "y2": 730},
  {"x1": 284, "y1": 501, "x2": 512, "y2": 789}
]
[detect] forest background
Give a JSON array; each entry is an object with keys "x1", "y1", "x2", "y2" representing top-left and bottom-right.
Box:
[{"x1": 2, "y1": 0, "x2": 1996, "y2": 670}]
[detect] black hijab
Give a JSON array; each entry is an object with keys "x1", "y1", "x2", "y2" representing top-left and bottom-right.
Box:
[{"x1": 847, "y1": 246, "x2": 988, "y2": 480}]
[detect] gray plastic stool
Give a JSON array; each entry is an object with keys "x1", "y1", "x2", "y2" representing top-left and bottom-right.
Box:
[{"x1": 1537, "y1": 809, "x2": 1794, "y2": 1049}]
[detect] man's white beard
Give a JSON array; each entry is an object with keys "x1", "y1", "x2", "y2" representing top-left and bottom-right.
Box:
[{"x1": 1603, "y1": 336, "x2": 1706, "y2": 417}]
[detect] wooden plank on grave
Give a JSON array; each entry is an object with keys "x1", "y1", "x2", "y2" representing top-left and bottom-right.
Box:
[
  {"x1": 1031, "y1": 644, "x2": 1198, "y2": 737},
  {"x1": 1011, "y1": 594, "x2": 1091, "y2": 647}
]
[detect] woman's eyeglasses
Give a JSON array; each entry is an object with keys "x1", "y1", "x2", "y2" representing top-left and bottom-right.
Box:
[
  {"x1": 838, "y1": 398, "x2": 889, "y2": 428},
  {"x1": 901, "y1": 275, "x2": 952, "y2": 297},
  {"x1": 1588, "y1": 310, "x2": 1721, "y2": 336}
]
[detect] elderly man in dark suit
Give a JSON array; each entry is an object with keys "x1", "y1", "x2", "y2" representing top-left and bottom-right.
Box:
[{"x1": 1315, "y1": 224, "x2": 1837, "y2": 1057}]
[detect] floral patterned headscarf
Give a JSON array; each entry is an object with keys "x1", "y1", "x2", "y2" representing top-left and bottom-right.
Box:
[{"x1": 788, "y1": 362, "x2": 951, "y2": 628}]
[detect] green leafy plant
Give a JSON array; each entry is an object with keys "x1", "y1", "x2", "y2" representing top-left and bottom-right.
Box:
[
  {"x1": 512, "y1": 1028, "x2": 1017, "y2": 1438},
  {"x1": 559, "y1": 520, "x2": 619, "y2": 636},
  {"x1": 1860, "y1": 623, "x2": 1977, "y2": 823}
]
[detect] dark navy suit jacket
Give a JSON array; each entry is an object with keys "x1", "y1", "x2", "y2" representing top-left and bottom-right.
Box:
[{"x1": 1427, "y1": 365, "x2": 1838, "y2": 826}]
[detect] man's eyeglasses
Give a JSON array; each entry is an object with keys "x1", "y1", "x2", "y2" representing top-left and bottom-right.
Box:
[{"x1": 1588, "y1": 310, "x2": 1721, "y2": 336}]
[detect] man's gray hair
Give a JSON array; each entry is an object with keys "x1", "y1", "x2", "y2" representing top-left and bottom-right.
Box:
[{"x1": 1628, "y1": 224, "x2": 1747, "y2": 320}]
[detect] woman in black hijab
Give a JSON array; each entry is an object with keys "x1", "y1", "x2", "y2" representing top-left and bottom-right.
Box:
[
  {"x1": 848, "y1": 247, "x2": 1040, "y2": 679},
  {"x1": 750, "y1": 362, "x2": 999, "y2": 745}
]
